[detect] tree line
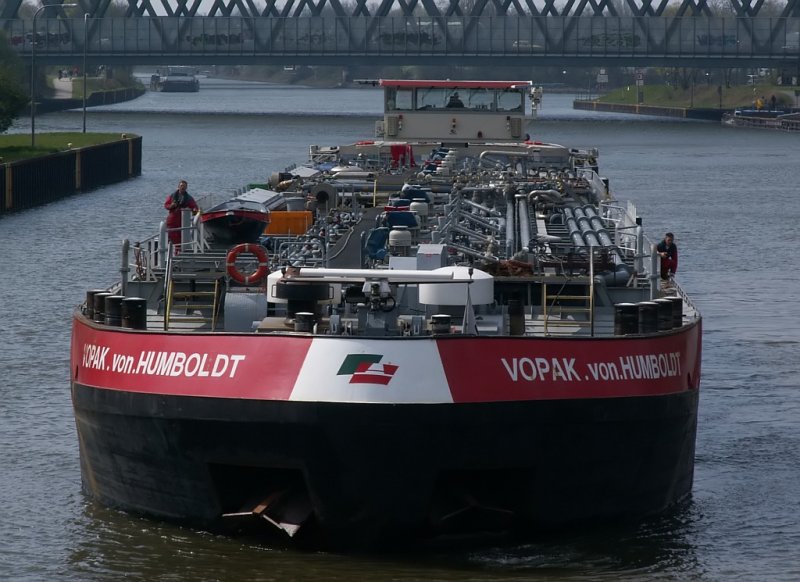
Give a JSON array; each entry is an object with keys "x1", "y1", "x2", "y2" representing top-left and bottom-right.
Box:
[{"x1": 0, "y1": 32, "x2": 27, "y2": 134}]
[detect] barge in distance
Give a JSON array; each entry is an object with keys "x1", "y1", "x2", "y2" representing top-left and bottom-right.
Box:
[
  {"x1": 71, "y1": 79, "x2": 702, "y2": 549},
  {"x1": 152, "y1": 66, "x2": 200, "y2": 92}
]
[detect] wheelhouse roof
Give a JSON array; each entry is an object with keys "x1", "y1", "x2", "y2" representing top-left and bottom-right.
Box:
[{"x1": 379, "y1": 80, "x2": 532, "y2": 90}]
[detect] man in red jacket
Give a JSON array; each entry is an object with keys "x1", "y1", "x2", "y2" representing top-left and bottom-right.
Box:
[
  {"x1": 164, "y1": 180, "x2": 198, "y2": 250},
  {"x1": 657, "y1": 232, "x2": 678, "y2": 282}
]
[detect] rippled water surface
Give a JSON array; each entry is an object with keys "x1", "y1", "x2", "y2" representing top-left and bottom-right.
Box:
[{"x1": 1, "y1": 78, "x2": 799, "y2": 581}]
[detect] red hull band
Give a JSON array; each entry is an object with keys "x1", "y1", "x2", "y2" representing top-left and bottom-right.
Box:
[{"x1": 71, "y1": 315, "x2": 701, "y2": 403}]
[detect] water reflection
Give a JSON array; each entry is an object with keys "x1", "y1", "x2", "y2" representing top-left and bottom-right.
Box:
[
  {"x1": 460, "y1": 507, "x2": 702, "y2": 580},
  {"x1": 66, "y1": 498, "x2": 703, "y2": 581}
]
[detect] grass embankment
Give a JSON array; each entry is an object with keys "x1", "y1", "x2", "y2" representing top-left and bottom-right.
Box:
[
  {"x1": 0, "y1": 133, "x2": 127, "y2": 163},
  {"x1": 594, "y1": 83, "x2": 794, "y2": 109}
]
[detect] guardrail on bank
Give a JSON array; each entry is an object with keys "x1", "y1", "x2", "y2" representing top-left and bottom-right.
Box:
[{"x1": 0, "y1": 135, "x2": 142, "y2": 216}]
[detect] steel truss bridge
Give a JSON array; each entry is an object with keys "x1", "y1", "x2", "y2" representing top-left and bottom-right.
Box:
[{"x1": 2, "y1": 0, "x2": 800, "y2": 67}]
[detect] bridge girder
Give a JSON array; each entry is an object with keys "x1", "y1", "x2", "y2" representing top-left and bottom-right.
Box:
[
  {"x1": 4, "y1": 11, "x2": 800, "y2": 73},
  {"x1": 0, "y1": 0, "x2": 23, "y2": 20},
  {"x1": 2, "y1": 0, "x2": 797, "y2": 18}
]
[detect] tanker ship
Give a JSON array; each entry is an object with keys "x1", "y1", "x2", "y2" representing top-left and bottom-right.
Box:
[{"x1": 71, "y1": 79, "x2": 701, "y2": 549}]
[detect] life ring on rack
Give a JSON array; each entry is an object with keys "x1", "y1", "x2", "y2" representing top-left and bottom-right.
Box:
[{"x1": 226, "y1": 243, "x2": 269, "y2": 285}]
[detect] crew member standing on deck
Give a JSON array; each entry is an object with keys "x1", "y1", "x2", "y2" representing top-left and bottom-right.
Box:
[
  {"x1": 164, "y1": 179, "x2": 199, "y2": 250},
  {"x1": 446, "y1": 92, "x2": 464, "y2": 108},
  {"x1": 657, "y1": 232, "x2": 678, "y2": 282}
]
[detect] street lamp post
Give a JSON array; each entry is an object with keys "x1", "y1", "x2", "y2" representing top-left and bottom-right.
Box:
[
  {"x1": 30, "y1": 4, "x2": 47, "y2": 148},
  {"x1": 30, "y1": 2, "x2": 78, "y2": 147},
  {"x1": 83, "y1": 13, "x2": 88, "y2": 133}
]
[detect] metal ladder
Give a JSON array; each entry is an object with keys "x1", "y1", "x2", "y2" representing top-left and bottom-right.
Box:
[
  {"x1": 165, "y1": 277, "x2": 221, "y2": 331},
  {"x1": 541, "y1": 277, "x2": 595, "y2": 336},
  {"x1": 163, "y1": 252, "x2": 227, "y2": 331},
  {"x1": 542, "y1": 248, "x2": 597, "y2": 336}
]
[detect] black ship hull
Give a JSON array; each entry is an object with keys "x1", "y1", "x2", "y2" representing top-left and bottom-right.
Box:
[
  {"x1": 73, "y1": 382, "x2": 698, "y2": 547},
  {"x1": 159, "y1": 80, "x2": 199, "y2": 92}
]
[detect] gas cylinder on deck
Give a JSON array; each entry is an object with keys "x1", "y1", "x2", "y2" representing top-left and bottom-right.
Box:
[
  {"x1": 667, "y1": 295, "x2": 684, "y2": 328},
  {"x1": 104, "y1": 295, "x2": 125, "y2": 327},
  {"x1": 637, "y1": 301, "x2": 659, "y2": 334},
  {"x1": 85, "y1": 289, "x2": 106, "y2": 319},
  {"x1": 614, "y1": 303, "x2": 638, "y2": 335},
  {"x1": 388, "y1": 225, "x2": 412, "y2": 256},
  {"x1": 93, "y1": 292, "x2": 113, "y2": 324},
  {"x1": 654, "y1": 298, "x2": 674, "y2": 331},
  {"x1": 410, "y1": 199, "x2": 429, "y2": 228},
  {"x1": 121, "y1": 297, "x2": 147, "y2": 330}
]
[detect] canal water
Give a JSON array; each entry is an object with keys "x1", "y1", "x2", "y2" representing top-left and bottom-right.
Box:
[{"x1": 1, "y1": 78, "x2": 798, "y2": 581}]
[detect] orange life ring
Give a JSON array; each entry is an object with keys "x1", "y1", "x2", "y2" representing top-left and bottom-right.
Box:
[{"x1": 226, "y1": 243, "x2": 269, "y2": 285}]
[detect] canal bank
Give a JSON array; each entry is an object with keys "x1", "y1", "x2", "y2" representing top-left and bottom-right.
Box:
[
  {"x1": 574, "y1": 82, "x2": 800, "y2": 121},
  {"x1": 0, "y1": 135, "x2": 142, "y2": 215},
  {"x1": 37, "y1": 86, "x2": 147, "y2": 115},
  {"x1": 573, "y1": 99, "x2": 725, "y2": 120}
]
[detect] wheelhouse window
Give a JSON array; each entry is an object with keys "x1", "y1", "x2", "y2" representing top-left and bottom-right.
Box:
[
  {"x1": 498, "y1": 89, "x2": 524, "y2": 112},
  {"x1": 416, "y1": 87, "x2": 449, "y2": 109},
  {"x1": 386, "y1": 88, "x2": 414, "y2": 111},
  {"x1": 466, "y1": 88, "x2": 494, "y2": 110},
  {"x1": 384, "y1": 84, "x2": 528, "y2": 113}
]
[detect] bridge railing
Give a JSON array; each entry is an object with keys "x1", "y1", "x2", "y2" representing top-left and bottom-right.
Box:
[{"x1": 3, "y1": 16, "x2": 799, "y2": 60}]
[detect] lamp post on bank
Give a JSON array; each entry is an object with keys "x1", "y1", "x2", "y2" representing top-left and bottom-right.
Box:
[
  {"x1": 83, "y1": 12, "x2": 88, "y2": 132},
  {"x1": 30, "y1": 2, "x2": 78, "y2": 147}
]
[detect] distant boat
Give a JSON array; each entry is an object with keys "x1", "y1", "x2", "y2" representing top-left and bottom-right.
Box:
[
  {"x1": 722, "y1": 108, "x2": 800, "y2": 131},
  {"x1": 156, "y1": 66, "x2": 200, "y2": 93}
]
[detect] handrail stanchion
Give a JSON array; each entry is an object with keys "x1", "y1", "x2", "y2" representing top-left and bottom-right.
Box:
[
  {"x1": 163, "y1": 244, "x2": 174, "y2": 330},
  {"x1": 635, "y1": 223, "x2": 644, "y2": 279},
  {"x1": 120, "y1": 239, "x2": 130, "y2": 296},
  {"x1": 649, "y1": 245, "x2": 660, "y2": 300},
  {"x1": 159, "y1": 221, "x2": 168, "y2": 267}
]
